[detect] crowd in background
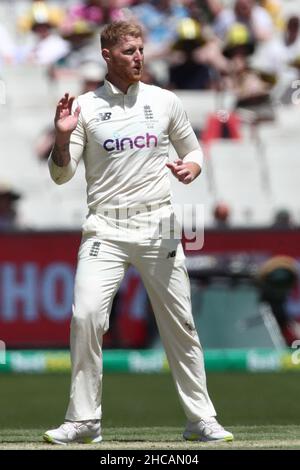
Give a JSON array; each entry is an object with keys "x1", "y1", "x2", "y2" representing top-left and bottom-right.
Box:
[
  {"x1": 1, "y1": 0, "x2": 300, "y2": 230},
  {"x1": 0, "y1": 1, "x2": 299, "y2": 95}
]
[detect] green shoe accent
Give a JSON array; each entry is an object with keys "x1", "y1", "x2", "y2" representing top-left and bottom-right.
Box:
[
  {"x1": 186, "y1": 433, "x2": 200, "y2": 441},
  {"x1": 43, "y1": 433, "x2": 54, "y2": 444},
  {"x1": 81, "y1": 437, "x2": 94, "y2": 444},
  {"x1": 184, "y1": 432, "x2": 234, "y2": 442}
]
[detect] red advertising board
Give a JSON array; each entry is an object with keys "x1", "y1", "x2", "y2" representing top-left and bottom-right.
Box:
[
  {"x1": 0, "y1": 232, "x2": 81, "y2": 347},
  {"x1": 0, "y1": 229, "x2": 300, "y2": 347}
]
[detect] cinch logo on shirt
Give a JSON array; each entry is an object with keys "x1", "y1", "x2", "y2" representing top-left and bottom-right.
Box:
[{"x1": 103, "y1": 133, "x2": 158, "y2": 152}]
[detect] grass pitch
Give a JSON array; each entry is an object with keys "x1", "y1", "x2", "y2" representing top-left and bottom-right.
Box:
[
  {"x1": 0, "y1": 426, "x2": 300, "y2": 450},
  {"x1": 0, "y1": 372, "x2": 300, "y2": 449}
]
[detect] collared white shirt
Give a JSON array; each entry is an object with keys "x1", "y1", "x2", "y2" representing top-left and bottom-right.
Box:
[{"x1": 49, "y1": 80, "x2": 199, "y2": 213}]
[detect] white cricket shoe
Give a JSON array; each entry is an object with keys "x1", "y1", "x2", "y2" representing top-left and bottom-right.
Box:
[
  {"x1": 43, "y1": 420, "x2": 102, "y2": 445},
  {"x1": 183, "y1": 417, "x2": 234, "y2": 442}
]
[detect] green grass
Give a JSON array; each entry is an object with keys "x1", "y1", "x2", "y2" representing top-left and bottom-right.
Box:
[
  {"x1": 0, "y1": 426, "x2": 300, "y2": 450},
  {"x1": 0, "y1": 372, "x2": 300, "y2": 449},
  {"x1": 1, "y1": 372, "x2": 300, "y2": 428}
]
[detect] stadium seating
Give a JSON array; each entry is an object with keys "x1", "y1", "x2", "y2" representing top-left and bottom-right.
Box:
[
  {"x1": 175, "y1": 90, "x2": 235, "y2": 132},
  {"x1": 169, "y1": 143, "x2": 213, "y2": 229},
  {"x1": 192, "y1": 281, "x2": 287, "y2": 349},
  {"x1": 2, "y1": 76, "x2": 300, "y2": 229},
  {"x1": 1, "y1": 0, "x2": 300, "y2": 230},
  {"x1": 264, "y1": 136, "x2": 300, "y2": 221},
  {"x1": 208, "y1": 139, "x2": 273, "y2": 226}
]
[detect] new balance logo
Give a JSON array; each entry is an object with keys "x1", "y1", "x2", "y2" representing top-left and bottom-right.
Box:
[
  {"x1": 144, "y1": 105, "x2": 153, "y2": 120},
  {"x1": 99, "y1": 112, "x2": 112, "y2": 121},
  {"x1": 89, "y1": 241, "x2": 101, "y2": 256},
  {"x1": 167, "y1": 250, "x2": 176, "y2": 259}
]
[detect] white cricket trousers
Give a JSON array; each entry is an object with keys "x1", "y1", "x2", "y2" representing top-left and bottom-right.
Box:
[{"x1": 65, "y1": 235, "x2": 216, "y2": 423}]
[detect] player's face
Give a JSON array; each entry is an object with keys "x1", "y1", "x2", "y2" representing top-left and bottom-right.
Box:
[{"x1": 104, "y1": 35, "x2": 144, "y2": 85}]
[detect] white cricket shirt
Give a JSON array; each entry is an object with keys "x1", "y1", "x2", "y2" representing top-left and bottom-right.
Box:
[{"x1": 49, "y1": 80, "x2": 201, "y2": 239}]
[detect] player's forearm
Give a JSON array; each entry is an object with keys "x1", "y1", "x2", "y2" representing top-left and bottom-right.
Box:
[
  {"x1": 48, "y1": 135, "x2": 77, "y2": 185},
  {"x1": 51, "y1": 134, "x2": 72, "y2": 167}
]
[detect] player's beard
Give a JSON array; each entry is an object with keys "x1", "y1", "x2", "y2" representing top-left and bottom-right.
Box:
[
  {"x1": 125, "y1": 62, "x2": 143, "y2": 82},
  {"x1": 131, "y1": 66, "x2": 143, "y2": 81},
  {"x1": 113, "y1": 59, "x2": 143, "y2": 83}
]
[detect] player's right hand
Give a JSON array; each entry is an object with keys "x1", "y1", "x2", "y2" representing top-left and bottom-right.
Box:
[{"x1": 54, "y1": 93, "x2": 81, "y2": 135}]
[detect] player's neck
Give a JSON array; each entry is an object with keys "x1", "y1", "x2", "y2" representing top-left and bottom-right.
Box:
[{"x1": 106, "y1": 73, "x2": 137, "y2": 94}]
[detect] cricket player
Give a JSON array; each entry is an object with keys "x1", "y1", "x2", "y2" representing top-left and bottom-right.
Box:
[{"x1": 43, "y1": 21, "x2": 233, "y2": 445}]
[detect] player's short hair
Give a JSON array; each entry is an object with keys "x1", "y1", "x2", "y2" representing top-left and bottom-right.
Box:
[{"x1": 101, "y1": 21, "x2": 143, "y2": 49}]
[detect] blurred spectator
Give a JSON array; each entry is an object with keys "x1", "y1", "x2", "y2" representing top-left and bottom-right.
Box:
[
  {"x1": 67, "y1": 0, "x2": 128, "y2": 26},
  {"x1": 262, "y1": 15, "x2": 300, "y2": 104},
  {"x1": 223, "y1": 22, "x2": 256, "y2": 58},
  {"x1": 258, "y1": 255, "x2": 299, "y2": 345},
  {"x1": 17, "y1": 1, "x2": 70, "y2": 65},
  {"x1": 0, "y1": 183, "x2": 21, "y2": 231},
  {"x1": 259, "y1": 0, "x2": 283, "y2": 31},
  {"x1": 183, "y1": 0, "x2": 205, "y2": 22},
  {"x1": 285, "y1": 16, "x2": 300, "y2": 51},
  {"x1": 168, "y1": 17, "x2": 227, "y2": 89},
  {"x1": 209, "y1": 0, "x2": 274, "y2": 42},
  {"x1": 223, "y1": 23, "x2": 275, "y2": 123},
  {"x1": 272, "y1": 209, "x2": 294, "y2": 229},
  {"x1": 168, "y1": 18, "x2": 213, "y2": 89},
  {"x1": 213, "y1": 202, "x2": 231, "y2": 228},
  {"x1": 52, "y1": 19, "x2": 101, "y2": 73},
  {"x1": 26, "y1": 23, "x2": 70, "y2": 66},
  {"x1": 284, "y1": 16, "x2": 300, "y2": 52},
  {"x1": 284, "y1": 16, "x2": 300, "y2": 69},
  {"x1": 17, "y1": 0, "x2": 65, "y2": 33},
  {"x1": 128, "y1": 0, "x2": 189, "y2": 57}
]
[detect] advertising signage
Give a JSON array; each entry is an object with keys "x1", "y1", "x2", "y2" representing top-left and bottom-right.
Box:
[{"x1": 1, "y1": 230, "x2": 300, "y2": 347}]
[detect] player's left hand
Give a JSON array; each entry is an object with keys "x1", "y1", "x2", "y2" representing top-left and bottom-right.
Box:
[{"x1": 166, "y1": 160, "x2": 200, "y2": 184}]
